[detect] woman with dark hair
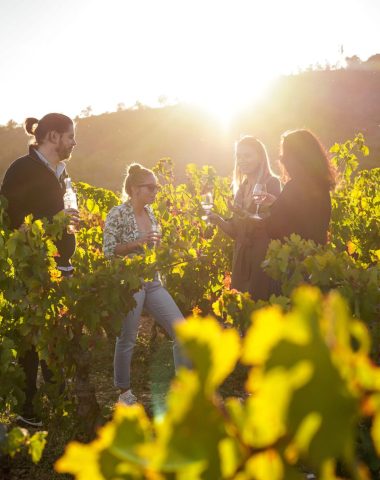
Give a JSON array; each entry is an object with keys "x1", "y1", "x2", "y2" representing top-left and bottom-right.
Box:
[
  {"x1": 209, "y1": 136, "x2": 281, "y2": 300},
  {"x1": 103, "y1": 163, "x2": 188, "y2": 406},
  {"x1": 262, "y1": 129, "x2": 335, "y2": 244}
]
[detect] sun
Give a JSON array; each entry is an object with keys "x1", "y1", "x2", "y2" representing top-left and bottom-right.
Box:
[
  {"x1": 1, "y1": 0, "x2": 363, "y2": 126},
  {"x1": 186, "y1": 73, "x2": 278, "y2": 129}
]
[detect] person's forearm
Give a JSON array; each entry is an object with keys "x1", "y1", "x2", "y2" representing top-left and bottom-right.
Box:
[
  {"x1": 114, "y1": 240, "x2": 141, "y2": 256},
  {"x1": 217, "y1": 218, "x2": 238, "y2": 239}
]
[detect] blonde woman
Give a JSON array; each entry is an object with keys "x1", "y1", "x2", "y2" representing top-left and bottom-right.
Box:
[
  {"x1": 209, "y1": 136, "x2": 281, "y2": 300},
  {"x1": 103, "y1": 163, "x2": 187, "y2": 405}
]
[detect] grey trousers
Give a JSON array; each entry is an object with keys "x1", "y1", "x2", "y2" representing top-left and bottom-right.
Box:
[{"x1": 114, "y1": 279, "x2": 185, "y2": 389}]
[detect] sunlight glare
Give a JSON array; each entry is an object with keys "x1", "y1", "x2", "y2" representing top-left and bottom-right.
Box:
[
  {"x1": 1, "y1": 0, "x2": 373, "y2": 125},
  {"x1": 187, "y1": 73, "x2": 278, "y2": 129}
]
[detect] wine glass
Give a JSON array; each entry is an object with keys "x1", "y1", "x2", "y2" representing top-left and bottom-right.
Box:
[
  {"x1": 251, "y1": 183, "x2": 267, "y2": 219},
  {"x1": 200, "y1": 192, "x2": 214, "y2": 224},
  {"x1": 151, "y1": 223, "x2": 162, "y2": 247}
]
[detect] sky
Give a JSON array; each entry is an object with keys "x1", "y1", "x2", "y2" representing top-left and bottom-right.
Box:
[{"x1": 0, "y1": 0, "x2": 379, "y2": 126}]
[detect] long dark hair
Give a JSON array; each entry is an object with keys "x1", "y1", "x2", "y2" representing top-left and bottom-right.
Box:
[
  {"x1": 280, "y1": 129, "x2": 336, "y2": 190},
  {"x1": 232, "y1": 136, "x2": 277, "y2": 195},
  {"x1": 24, "y1": 113, "x2": 73, "y2": 146}
]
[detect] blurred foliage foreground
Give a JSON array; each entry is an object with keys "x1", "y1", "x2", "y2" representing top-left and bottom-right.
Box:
[
  {"x1": 0, "y1": 134, "x2": 379, "y2": 478},
  {"x1": 56, "y1": 287, "x2": 380, "y2": 480}
]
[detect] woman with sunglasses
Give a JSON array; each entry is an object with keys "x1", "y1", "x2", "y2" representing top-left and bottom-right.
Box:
[{"x1": 103, "y1": 163, "x2": 187, "y2": 406}]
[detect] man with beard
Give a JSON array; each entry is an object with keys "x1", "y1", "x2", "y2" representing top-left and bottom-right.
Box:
[{"x1": 0, "y1": 113, "x2": 79, "y2": 426}]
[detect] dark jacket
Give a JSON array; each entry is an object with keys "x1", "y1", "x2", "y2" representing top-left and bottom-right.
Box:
[
  {"x1": 265, "y1": 179, "x2": 331, "y2": 245},
  {"x1": 0, "y1": 146, "x2": 76, "y2": 268}
]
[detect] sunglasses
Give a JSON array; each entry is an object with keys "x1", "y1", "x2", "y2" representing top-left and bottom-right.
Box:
[{"x1": 138, "y1": 183, "x2": 161, "y2": 193}]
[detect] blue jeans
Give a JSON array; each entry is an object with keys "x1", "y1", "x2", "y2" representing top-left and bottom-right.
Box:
[{"x1": 114, "y1": 279, "x2": 186, "y2": 389}]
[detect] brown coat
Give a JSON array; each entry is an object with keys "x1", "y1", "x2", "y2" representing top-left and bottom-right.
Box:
[{"x1": 230, "y1": 176, "x2": 281, "y2": 300}]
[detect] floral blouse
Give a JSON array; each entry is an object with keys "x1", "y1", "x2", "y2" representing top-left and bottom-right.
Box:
[{"x1": 103, "y1": 200, "x2": 159, "y2": 258}]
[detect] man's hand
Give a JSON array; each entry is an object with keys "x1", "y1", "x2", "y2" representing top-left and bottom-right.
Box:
[{"x1": 63, "y1": 208, "x2": 80, "y2": 231}]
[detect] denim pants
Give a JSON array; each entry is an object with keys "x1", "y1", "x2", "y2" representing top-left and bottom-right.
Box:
[{"x1": 114, "y1": 279, "x2": 185, "y2": 390}]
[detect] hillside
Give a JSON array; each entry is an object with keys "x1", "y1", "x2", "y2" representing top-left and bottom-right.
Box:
[{"x1": 1, "y1": 67, "x2": 379, "y2": 192}]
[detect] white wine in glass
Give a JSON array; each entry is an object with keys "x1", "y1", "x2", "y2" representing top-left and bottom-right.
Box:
[
  {"x1": 200, "y1": 192, "x2": 213, "y2": 223},
  {"x1": 251, "y1": 183, "x2": 267, "y2": 219},
  {"x1": 151, "y1": 223, "x2": 162, "y2": 247}
]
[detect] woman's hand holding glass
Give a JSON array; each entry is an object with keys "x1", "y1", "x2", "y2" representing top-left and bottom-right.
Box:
[
  {"x1": 250, "y1": 183, "x2": 268, "y2": 219},
  {"x1": 137, "y1": 227, "x2": 161, "y2": 248},
  {"x1": 258, "y1": 192, "x2": 277, "y2": 206}
]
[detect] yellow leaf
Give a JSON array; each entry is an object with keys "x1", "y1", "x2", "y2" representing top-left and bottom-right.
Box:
[
  {"x1": 55, "y1": 442, "x2": 104, "y2": 479},
  {"x1": 219, "y1": 437, "x2": 242, "y2": 478},
  {"x1": 242, "y1": 306, "x2": 310, "y2": 366},
  {"x1": 347, "y1": 241, "x2": 357, "y2": 255},
  {"x1": 243, "y1": 363, "x2": 313, "y2": 448},
  {"x1": 285, "y1": 412, "x2": 322, "y2": 463},
  {"x1": 245, "y1": 449, "x2": 283, "y2": 480},
  {"x1": 175, "y1": 316, "x2": 240, "y2": 393},
  {"x1": 371, "y1": 411, "x2": 380, "y2": 456},
  {"x1": 319, "y1": 459, "x2": 343, "y2": 479}
]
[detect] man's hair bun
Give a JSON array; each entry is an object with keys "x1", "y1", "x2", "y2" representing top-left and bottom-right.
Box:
[
  {"x1": 24, "y1": 117, "x2": 39, "y2": 136},
  {"x1": 23, "y1": 113, "x2": 73, "y2": 146}
]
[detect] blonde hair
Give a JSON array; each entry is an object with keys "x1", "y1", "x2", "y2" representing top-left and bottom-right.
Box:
[
  {"x1": 232, "y1": 136, "x2": 276, "y2": 195},
  {"x1": 122, "y1": 163, "x2": 157, "y2": 201}
]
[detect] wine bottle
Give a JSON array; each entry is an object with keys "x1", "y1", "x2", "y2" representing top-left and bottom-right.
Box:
[{"x1": 63, "y1": 177, "x2": 78, "y2": 233}]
